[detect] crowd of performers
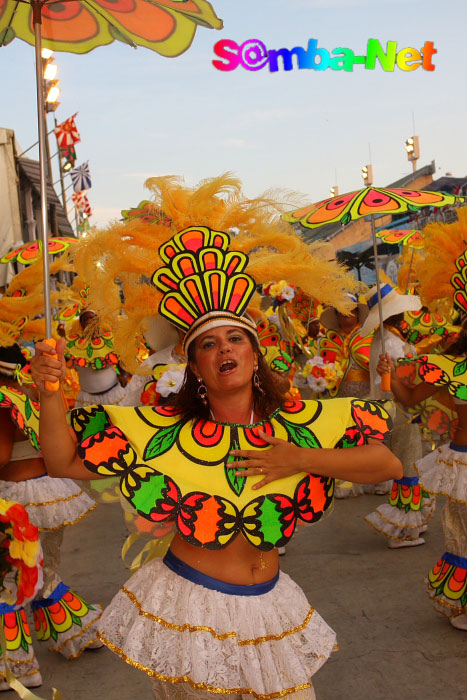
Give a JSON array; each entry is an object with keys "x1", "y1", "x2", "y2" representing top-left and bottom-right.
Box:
[{"x1": 0, "y1": 174, "x2": 467, "y2": 698}]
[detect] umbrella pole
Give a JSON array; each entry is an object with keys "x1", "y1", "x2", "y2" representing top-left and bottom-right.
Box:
[
  {"x1": 370, "y1": 215, "x2": 392, "y2": 392},
  {"x1": 405, "y1": 247, "x2": 415, "y2": 293},
  {"x1": 32, "y1": 0, "x2": 53, "y2": 339}
]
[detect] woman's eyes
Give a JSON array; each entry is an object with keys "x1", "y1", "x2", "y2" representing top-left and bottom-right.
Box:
[{"x1": 200, "y1": 335, "x2": 244, "y2": 349}]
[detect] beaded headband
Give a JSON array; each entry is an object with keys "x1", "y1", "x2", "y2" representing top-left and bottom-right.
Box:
[{"x1": 152, "y1": 226, "x2": 258, "y2": 351}]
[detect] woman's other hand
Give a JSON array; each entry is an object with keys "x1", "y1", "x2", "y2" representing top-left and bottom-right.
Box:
[
  {"x1": 230, "y1": 431, "x2": 304, "y2": 490},
  {"x1": 376, "y1": 352, "x2": 395, "y2": 377},
  {"x1": 31, "y1": 338, "x2": 67, "y2": 395}
]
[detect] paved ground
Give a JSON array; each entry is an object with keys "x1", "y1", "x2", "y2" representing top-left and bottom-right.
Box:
[{"x1": 25, "y1": 493, "x2": 467, "y2": 700}]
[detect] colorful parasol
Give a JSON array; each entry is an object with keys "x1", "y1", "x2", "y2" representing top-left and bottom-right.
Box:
[
  {"x1": 376, "y1": 229, "x2": 424, "y2": 249},
  {"x1": 0, "y1": 237, "x2": 75, "y2": 265},
  {"x1": 0, "y1": 0, "x2": 222, "y2": 345},
  {"x1": 284, "y1": 187, "x2": 465, "y2": 229},
  {"x1": 283, "y1": 187, "x2": 465, "y2": 368},
  {"x1": 0, "y1": 1, "x2": 223, "y2": 55}
]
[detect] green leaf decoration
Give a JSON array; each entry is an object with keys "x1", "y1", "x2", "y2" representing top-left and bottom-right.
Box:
[
  {"x1": 461, "y1": 593, "x2": 467, "y2": 608},
  {"x1": 81, "y1": 409, "x2": 110, "y2": 441},
  {"x1": 51, "y1": 627, "x2": 58, "y2": 642},
  {"x1": 21, "y1": 637, "x2": 29, "y2": 653},
  {"x1": 95, "y1": 357, "x2": 103, "y2": 370},
  {"x1": 104, "y1": 338, "x2": 113, "y2": 347},
  {"x1": 71, "y1": 613, "x2": 82, "y2": 627},
  {"x1": 30, "y1": 431, "x2": 40, "y2": 452},
  {"x1": 25, "y1": 399, "x2": 32, "y2": 420},
  {"x1": 454, "y1": 384, "x2": 467, "y2": 401},
  {"x1": 144, "y1": 422, "x2": 182, "y2": 461},
  {"x1": 225, "y1": 443, "x2": 246, "y2": 497},
  {"x1": 435, "y1": 585, "x2": 444, "y2": 596},
  {"x1": 282, "y1": 419, "x2": 320, "y2": 449},
  {"x1": 422, "y1": 490, "x2": 430, "y2": 499},
  {"x1": 454, "y1": 359, "x2": 467, "y2": 377},
  {"x1": 86, "y1": 344, "x2": 94, "y2": 359},
  {"x1": 0, "y1": 28, "x2": 16, "y2": 46}
]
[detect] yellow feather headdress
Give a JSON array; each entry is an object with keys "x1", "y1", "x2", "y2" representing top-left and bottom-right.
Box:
[
  {"x1": 416, "y1": 207, "x2": 467, "y2": 315},
  {"x1": 72, "y1": 174, "x2": 362, "y2": 373}
]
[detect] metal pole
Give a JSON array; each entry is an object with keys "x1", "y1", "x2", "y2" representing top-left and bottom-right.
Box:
[
  {"x1": 33, "y1": 0, "x2": 53, "y2": 338},
  {"x1": 405, "y1": 247, "x2": 415, "y2": 293},
  {"x1": 370, "y1": 215, "x2": 386, "y2": 355}
]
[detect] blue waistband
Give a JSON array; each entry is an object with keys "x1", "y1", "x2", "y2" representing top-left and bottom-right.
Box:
[
  {"x1": 394, "y1": 476, "x2": 419, "y2": 486},
  {"x1": 163, "y1": 549, "x2": 279, "y2": 596},
  {"x1": 31, "y1": 582, "x2": 70, "y2": 610},
  {"x1": 442, "y1": 552, "x2": 467, "y2": 569},
  {"x1": 449, "y1": 443, "x2": 467, "y2": 453}
]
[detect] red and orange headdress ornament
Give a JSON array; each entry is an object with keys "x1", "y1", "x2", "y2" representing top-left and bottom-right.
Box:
[{"x1": 153, "y1": 226, "x2": 258, "y2": 352}]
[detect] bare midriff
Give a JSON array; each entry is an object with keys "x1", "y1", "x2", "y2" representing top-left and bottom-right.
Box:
[
  {"x1": 169, "y1": 533, "x2": 279, "y2": 585},
  {"x1": 0, "y1": 456, "x2": 46, "y2": 482},
  {"x1": 0, "y1": 423, "x2": 46, "y2": 482}
]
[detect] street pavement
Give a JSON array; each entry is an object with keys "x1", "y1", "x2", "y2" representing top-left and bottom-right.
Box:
[{"x1": 28, "y1": 493, "x2": 466, "y2": 700}]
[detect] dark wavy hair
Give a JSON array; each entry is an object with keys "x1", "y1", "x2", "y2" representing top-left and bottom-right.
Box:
[
  {"x1": 0, "y1": 344, "x2": 27, "y2": 376},
  {"x1": 171, "y1": 334, "x2": 288, "y2": 421}
]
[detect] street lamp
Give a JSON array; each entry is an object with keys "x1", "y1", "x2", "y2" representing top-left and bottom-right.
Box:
[
  {"x1": 361, "y1": 164, "x2": 373, "y2": 186},
  {"x1": 42, "y1": 51, "x2": 60, "y2": 112},
  {"x1": 405, "y1": 135, "x2": 420, "y2": 173}
]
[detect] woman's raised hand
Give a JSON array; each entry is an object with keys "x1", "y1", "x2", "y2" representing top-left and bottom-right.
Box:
[
  {"x1": 230, "y1": 431, "x2": 304, "y2": 489},
  {"x1": 376, "y1": 352, "x2": 395, "y2": 377},
  {"x1": 31, "y1": 338, "x2": 67, "y2": 395}
]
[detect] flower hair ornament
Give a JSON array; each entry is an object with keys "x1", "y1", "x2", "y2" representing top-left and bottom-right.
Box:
[{"x1": 152, "y1": 226, "x2": 258, "y2": 352}]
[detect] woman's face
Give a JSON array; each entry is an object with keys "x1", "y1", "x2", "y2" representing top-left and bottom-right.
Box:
[{"x1": 190, "y1": 325, "x2": 256, "y2": 396}]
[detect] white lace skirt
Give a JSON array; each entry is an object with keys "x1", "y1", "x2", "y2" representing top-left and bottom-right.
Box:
[
  {"x1": 0, "y1": 476, "x2": 96, "y2": 530},
  {"x1": 415, "y1": 443, "x2": 467, "y2": 504},
  {"x1": 98, "y1": 558, "x2": 336, "y2": 699}
]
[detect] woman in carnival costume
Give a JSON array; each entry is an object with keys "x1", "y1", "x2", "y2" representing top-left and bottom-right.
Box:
[
  {"x1": 378, "y1": 207, "x2": 467, "y2": 629},
  {"x1": 26, "y1": 176, "x2": 401, "y2": 699},
  {"x1": 363, "y1": 282, "x2": 436, "y2": 547},
  {"x1": 0, "y1": 343, "x2": 102, "y2": 691},
  {"x1": 317, "y1": 296, "x2": 375, "y2": 498}
]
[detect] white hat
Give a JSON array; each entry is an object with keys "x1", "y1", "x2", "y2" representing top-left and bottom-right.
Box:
[
  {"x1": 359, "y1": 283, "x2": 422, "y2": 337},
  {"x1": 319, "y1": 294, "x2": 369, "y2": 331}
]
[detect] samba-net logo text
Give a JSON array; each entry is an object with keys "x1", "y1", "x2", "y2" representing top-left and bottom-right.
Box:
[{"x1": 212, "y1": 38, "x2": 436, "y2": 73}]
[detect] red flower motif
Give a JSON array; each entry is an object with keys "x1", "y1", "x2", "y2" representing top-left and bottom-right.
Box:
[{"x1": 192, "y1": 419, "x2": 224, "y2": 447}]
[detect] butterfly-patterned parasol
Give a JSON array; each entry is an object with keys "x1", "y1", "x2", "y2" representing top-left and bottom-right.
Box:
[
  {"x1": 376, "y1": 228, "x2": 425, "y2": 249},
  {"x1": 0, "y1": 0, "x2": 222, "y2": 365},
  {"x1": 0, "y1": 237, "x2": 76, "y2": 265},
  {"x1": 283, "y1": 187, "x2": 465, "y2": 379}
]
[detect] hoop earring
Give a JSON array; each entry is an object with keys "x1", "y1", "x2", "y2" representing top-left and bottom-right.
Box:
[
  {"x1": 197, "y1": 377, "x2": 208, "y2": 406},
  {"x1": 253, "y1": 366, "x2": 264, "y2": 394}
]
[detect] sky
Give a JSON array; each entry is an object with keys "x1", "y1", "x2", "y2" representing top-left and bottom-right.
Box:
[{"x1": 1, "y1": 0, "x2": 466, "y2": 229}]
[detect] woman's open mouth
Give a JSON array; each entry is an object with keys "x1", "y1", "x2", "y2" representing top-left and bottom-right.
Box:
[{"x1": 218, "y1": 359, "x2": 238, "y2": 375}]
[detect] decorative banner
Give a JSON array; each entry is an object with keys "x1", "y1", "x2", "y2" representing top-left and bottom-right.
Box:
[
  {"x1": 54, "y1": 113, "x2": 80, "y2": 148},
  {"x1": 60, "y1": 145, "x2": 77, "y2": 169},
  {"x1": 70, "y1": 161, "x2": 92, "y2": 193},
  {"x1": 72, "y1": 192, "x2": 92, "y2": 218}
]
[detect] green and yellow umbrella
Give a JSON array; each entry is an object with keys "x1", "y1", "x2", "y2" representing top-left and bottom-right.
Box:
[{"x1": 284, "y1": 186, "x2": 465, "y2": 386}]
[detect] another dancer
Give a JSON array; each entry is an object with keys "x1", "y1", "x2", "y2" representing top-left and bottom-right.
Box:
[
  {"x1": 0, "y1": 344, "x2": 102, "y2": 690},
  {"x1": 377, "y1": 208, "x2": 467, "y2": 628},
  {"x1": 363, "y1": 283, "x2": 435, "y2": 546}
]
